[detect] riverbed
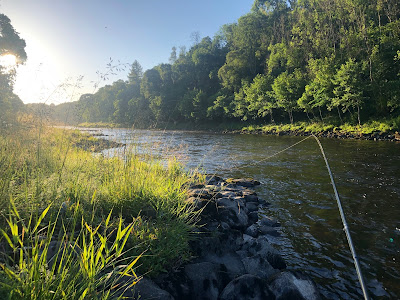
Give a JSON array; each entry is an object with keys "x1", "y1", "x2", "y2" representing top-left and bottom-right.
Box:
[{"x1": 82, "y1": 128, "x2": 400, "y2": 299}]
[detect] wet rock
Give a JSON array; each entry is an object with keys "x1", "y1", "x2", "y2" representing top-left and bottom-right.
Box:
[
  {"x1": 259, "y1": 225, "x2": 281, "y2": 237},
  {"x1": 133, "y1": 277, "x2": 174, "y2": 300},
  {"x1": 219, "y1": 274, "x2": 274, "y2": 300},
  {"x1": 226, "y1": 178, "x2": 261, "y2": 187},
  {"x1": 243, "y1": 194, "x2": 259, "y2": 202},
  {"x1": 259, "y1": 216, "x2": 281, "y2": 227},
  {"x1": 268, "y1": 271, "x2": 321, "y2": 300},
  {"x1": 246, "y1": 202, "x2": 259, "y2": 213}
]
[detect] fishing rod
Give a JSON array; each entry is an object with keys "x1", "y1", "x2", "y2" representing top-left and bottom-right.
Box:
[
  {"x1": 218, "y1": 133, "x2": 370, "y2": 299},
  {"x1": 311, "y1": 134, "x2": 369, "y2": 300}
]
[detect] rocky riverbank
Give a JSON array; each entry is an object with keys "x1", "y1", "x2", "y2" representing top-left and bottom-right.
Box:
[
  {"x1": 130, "y1": 176, "x2": 321, "y2": 300},
  {"x1": 233, "y1": 128, "x2": 400, "y2": 142}
]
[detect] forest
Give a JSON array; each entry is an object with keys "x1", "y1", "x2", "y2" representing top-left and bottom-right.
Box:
[{"x1": 4, "y1": 0, "x2": 400, "y2": 130}]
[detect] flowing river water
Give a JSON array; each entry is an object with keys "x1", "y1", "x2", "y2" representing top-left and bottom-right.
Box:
[{"x1": 83, "y1": 128, "x2": 399, "y2": 299}]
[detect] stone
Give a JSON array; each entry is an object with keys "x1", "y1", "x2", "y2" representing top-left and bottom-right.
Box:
[
  {"x1": 241, "y1": 236, "x2": 286, "y2": 270},
  {"x1": 202, "y1": 253, "x2": 246, "y2": 281},
  {"x1": 268, "y1": 271, "x2": 321, "y2": 300},
  {"x1": 226, "y1": 178, "x2": 261, "y2": 187},
  {"x1": 248, "y1": 211, "x2": 259, "y2": 224},
  {"x1": 217, "y1": 197, "x2": 249, "y2": 230},
  {"x1": 246, "y1": 202, "x2": 259, "y2": 213},
  {"x1": 133, "y1": 277, "x2": 174, "y2": 300},
  {"x1": 187, "y1": 188, "x2": 212, "y2": 199},
  {"x1": 241, "y1": 255, "x2": 278, "y2": 280},
  {"x1": 184, "y1": 262, "x2": 228, "y2": 300},
  {"x1": 259, "y1": 217, "x2": 281, "y2": 227},
  {"x1": 259, "y1": 225, "x2": 281, "y2": 237},
  {"x1": 243, "y1": 194, "x2": 259, "y2": 202},
  {"x1": 219, "y1": 274, "x2": 274, "y2": 300},
  {"x1": 245, "y1": 224, "x2": 259, "y2": 238}
]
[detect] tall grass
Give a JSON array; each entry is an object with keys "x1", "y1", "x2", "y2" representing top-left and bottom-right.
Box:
[{"x1": 0, "y1": 124, "x2": 198, "y2": 298}]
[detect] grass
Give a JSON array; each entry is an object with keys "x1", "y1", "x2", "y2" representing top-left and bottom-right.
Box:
[
  {"x1": 242, "y1": 116, "x2": 400, "y2": 137},
  {"x1": 0, "y1": 123, "x2": 199, "y2": 299}
]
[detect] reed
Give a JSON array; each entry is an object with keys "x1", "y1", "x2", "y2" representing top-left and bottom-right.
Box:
[{"x1": 0, "y1": 124, "x2": 198, "y2": 298}]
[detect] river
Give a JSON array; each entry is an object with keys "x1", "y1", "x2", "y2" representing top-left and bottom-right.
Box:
[{"x1": 83, "y1": 128, "x2": 400, "y2": 299}]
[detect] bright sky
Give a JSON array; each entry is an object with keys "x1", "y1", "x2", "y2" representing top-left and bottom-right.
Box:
[{"x1": 0, "y1": 0, "x2": 254, "y2": 104}]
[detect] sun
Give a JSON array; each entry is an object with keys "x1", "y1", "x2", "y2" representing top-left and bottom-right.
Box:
[{"x1": 0, "y1": 54, "x2": 17, "y2": 69}]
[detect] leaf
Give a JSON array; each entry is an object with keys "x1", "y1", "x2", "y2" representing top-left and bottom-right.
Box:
[{"x1": 33, "y1": 204, "x2": 52, "y2": 233}]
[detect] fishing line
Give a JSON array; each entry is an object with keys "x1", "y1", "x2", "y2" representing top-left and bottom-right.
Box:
[{"x1": 210, "y1": 133, "x2": 369, "y2": 299}]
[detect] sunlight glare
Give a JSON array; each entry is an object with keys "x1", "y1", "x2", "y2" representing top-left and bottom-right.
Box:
[{"x1": 0, "y1": 54, "x2": 17, "y2": 68}]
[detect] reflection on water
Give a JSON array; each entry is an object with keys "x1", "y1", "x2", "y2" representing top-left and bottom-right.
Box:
[{"x1": 82, "y1": 128, "x2": 400, "y2": 299}]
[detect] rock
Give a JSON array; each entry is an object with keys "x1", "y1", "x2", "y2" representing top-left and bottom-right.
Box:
[
  {"x1": 245, "y1": 224, "x2": 259, "y2": 238},
  {"x1": 268, "y1": 271, "x2": 321, "y2": 300},
  {"x1": 248, "y1": 211, "x2": 259, "y2": 225},
  {"x1": 205, "y1": 175, "x2": 223, "y2": 185},
  {"x1": 202, "y1": 253, "x2": 246, "y2": 281},
  {"x1": 226, "y1": 178, "x2": 261, "y2": 187},
  {"x1": 187, "y1": 188, "x2": 213, "y2": 199},
  {"x1": 219, "y1": 274, "x2": 274, "y2": 300},
  {"x1": 133, "y1": 277, "x2": 174, "y2": 300},
  {"x1": 243, "y1": 194, "x2": 259, "y2": 202},
  {"x1": 259, "y1": 225, "x2": 281, "y2": 237},
  {"x1": 259, "y1": 217, "x2": 281, "y2": 227},
  {"x1": 241, "y1": 255, "x2": 278, "y2": 280},
  {"x1": 241, "y1": 236, "x2": 286, "y2": 270},
  {"x1": 246, "y1": 202, "x2": 259, "y2": 213},
  {"x1": 184, "y1": 262, "x2": 228, "y2": 300},
  {"x1": 216, "y1": 190, "x2": 238, "y2": 199},
  {"x1": 217, "y1": 197, "x2": 249, "y2": 230}
]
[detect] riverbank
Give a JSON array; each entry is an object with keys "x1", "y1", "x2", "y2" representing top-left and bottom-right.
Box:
[
  {"x1": 132, "y1": 176, "x2": 321, "y2": 300},
  {"x1": 0, "y1": 126, "x2": 198, "y2": 298},
  {"x1": 238, "y1": 121, "x2": 400, "y2": 142},
  {"x1": 78, "y1": 118, "x2": 400, "y2": 142}
]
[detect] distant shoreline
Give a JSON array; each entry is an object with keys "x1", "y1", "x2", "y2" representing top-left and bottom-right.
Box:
[{"x1": 76, "y1": 121, "x2": 400, "y2": 142}]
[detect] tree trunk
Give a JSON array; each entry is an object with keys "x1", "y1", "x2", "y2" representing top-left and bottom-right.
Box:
[
  {"x1": 288, "y1": 110, "x2": 293, "y2": 124},
  {"x1": 270, "y1": 110, "x2": 275, "y2": 124},
  {"x1": 319, "y1": 107, "x2": 324, "y2": 123},
  {"x1": 357, "y1": 105, "x2": 361, "y2": 126},
  {"x1": 305, "y1": 111, "x2": 312, "y2": 121},
  {"x1": 337, "y1": 106, "x2": 343, "y2": 124}
]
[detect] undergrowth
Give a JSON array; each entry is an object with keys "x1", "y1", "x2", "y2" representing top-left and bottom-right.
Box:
[{"x1": 0, "y1": 124, "x2": 198, "y2": 299}]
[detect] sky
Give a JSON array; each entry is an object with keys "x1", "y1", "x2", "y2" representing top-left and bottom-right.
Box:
[{"x1": 0, "y1": 0, "x2": 255, "y2": 105}]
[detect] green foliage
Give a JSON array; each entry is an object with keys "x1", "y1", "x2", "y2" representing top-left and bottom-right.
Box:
[
  {"x1": 332, "y1": 58, "x2": 365, "y2": 125},
  {"x1": 0, "y1": 126, "x2": 199, "y2": 297},
  {"x1": 18, "y1": 0, "x2": 400, "y2": 131}
]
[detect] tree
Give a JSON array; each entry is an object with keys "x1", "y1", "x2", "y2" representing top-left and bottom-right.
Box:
[
  {"x1": 244, "y1": 74, "x2": 276, "y2": 122},
  {"x1": 0, "y1": 14, "x2": 27, "y2": 124},
  {"x1": 169, "y1": 46, "x2": 177, "y2": 64},
  {"x1": 332, "y1": 58, "x2": 365, "y2": 125},
  {"x1": 298, "y1": 57, "x2": 335, "y2": 122},
  {"x1": 272, "y1": 69, "x2": 305, "y2": 123},
  {"x1": 127, "y1": 60, "x2": 143, "y2": 84}
]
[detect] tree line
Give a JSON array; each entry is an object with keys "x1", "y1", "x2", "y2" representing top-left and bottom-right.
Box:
[{"x1": 16, "y1": 1, "x2": 400, "y2": 127}]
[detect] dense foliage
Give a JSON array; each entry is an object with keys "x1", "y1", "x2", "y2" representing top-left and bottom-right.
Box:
[
  {"x1": 43, "y1": 0, "x2": 400, "y2": 128},
  {"x1": 0, "y1": 14, "x2": 26, "y2": 125}
]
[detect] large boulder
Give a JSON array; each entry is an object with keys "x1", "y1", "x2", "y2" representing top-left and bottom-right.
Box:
[
  {"x1": 133, "y1": 277, "x2": 174, "y2": 300},
  {"x1": 219, "y1": 274, "x2": 274, "y2": 300},
  {"x1": 268, "y1": 271, "x2": 321, "y2": 300}
]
